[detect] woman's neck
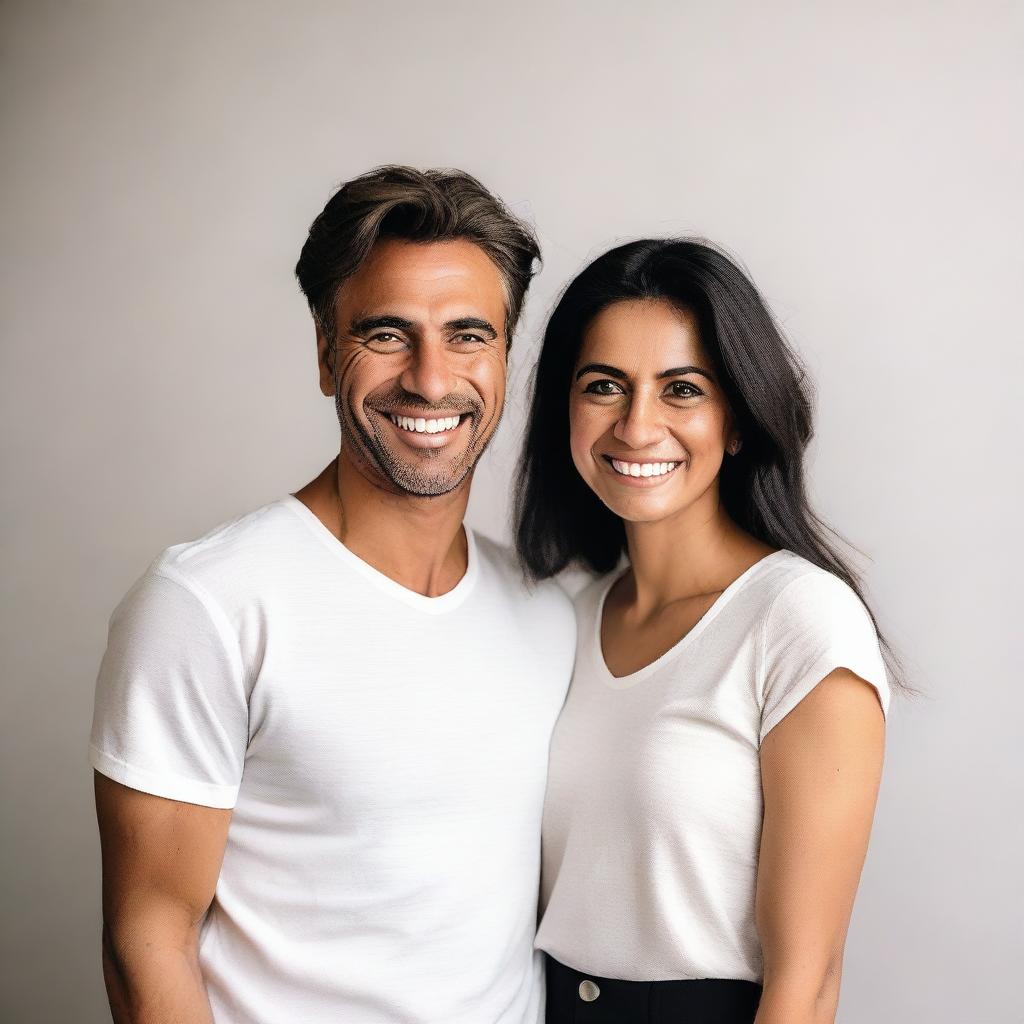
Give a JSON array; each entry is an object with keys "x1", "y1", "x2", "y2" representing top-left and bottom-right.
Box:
[{"x1": 622, "y1": 490, "x2": 772, "y2": 616}]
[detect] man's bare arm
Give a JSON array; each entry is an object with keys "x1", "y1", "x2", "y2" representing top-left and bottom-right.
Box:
[{"x1": 94, "y1": 772, "x2": 232, "y2": 1024}]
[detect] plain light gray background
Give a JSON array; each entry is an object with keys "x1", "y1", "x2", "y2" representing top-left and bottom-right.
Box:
[{"x1": 2, "y1": 2, "x2": 1021, "y2": 1021}]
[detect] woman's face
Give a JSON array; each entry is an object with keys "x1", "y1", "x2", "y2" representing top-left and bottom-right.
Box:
[{"x1": 569, "y1": 299, "x2": 738, "y2": 524}]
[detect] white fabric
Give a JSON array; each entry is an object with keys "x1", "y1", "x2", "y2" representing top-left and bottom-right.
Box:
[
  {"x1": 536, "y1": 550, "x2": 888, "y2": 983},
  {"x1": 90, "y1": 495, "x2": 576, "y2": 1024}
]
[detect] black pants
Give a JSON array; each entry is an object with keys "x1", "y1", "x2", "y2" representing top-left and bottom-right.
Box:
[{"x1": 545, "y1": 955, "x2": 762, "y2": 1023}]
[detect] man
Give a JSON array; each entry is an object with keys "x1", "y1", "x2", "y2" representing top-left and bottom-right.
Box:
[{"x1": 90, "y1": 166, "x2": 576, "y2": 1024}]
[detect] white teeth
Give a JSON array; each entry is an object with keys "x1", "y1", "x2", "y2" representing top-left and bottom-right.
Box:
[
  {"x1": 610, "y1": 459, "x2": 679, "y2": 478},
  {"x1": 390, "y1": 414, "x2": 462, "y2": 434}
]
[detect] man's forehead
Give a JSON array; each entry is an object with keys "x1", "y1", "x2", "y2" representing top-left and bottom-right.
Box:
[{"x1": 338, "y1": 238, "x2": 507, "y2": 312}]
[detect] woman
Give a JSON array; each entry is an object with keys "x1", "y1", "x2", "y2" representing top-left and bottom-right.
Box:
[{"x1": 516, "y1": 239, "x2": 899, "y2": 1024}]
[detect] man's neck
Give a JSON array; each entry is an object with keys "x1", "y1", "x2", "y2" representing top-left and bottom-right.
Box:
[{"x1": 293, "y1": 452, "x2": 472, "y2": 598}]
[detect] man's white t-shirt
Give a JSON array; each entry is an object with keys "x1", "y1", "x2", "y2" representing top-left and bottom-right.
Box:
[
  {"x1": 536, "y1": 550, "x2": 888, "y2": 983},
  {"x1": 90, "y1": 495, "x2": 576, "y2": 1024}
]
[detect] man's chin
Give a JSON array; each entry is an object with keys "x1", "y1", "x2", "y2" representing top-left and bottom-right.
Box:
[
  {"x1": 381, "y1": 460, "x2": 474, "y2": 498},
  {"x1": 341, "y1": 413, "x2": 491, "y2": 498},
  {"x1": 345, "y1": 441, "x2": 475, "y2": 498},
  {"x1": 362, "y1": 416, "x2": 482, "y2": 497}
]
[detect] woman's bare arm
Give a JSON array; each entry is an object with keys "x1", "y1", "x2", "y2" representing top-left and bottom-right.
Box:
[
  {"x1": 94, "y1": 772, "x2": 232, "y2": 1024},
  {"x1": 754, "y1": 668, "x2": 885, "y2": 1024}
]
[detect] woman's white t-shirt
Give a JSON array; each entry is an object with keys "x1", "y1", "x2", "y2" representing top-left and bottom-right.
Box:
[
  {"x1": 536, "y1": 549, "x2": 889, "y2": 983},
  {"x1": 90, "y1": 496, "x2": 577, "y2": 1024}
]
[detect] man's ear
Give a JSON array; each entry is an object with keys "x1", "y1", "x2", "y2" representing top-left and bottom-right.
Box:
[{"x1": 316, "y1": 326, "x2": 336, "y2": 397}]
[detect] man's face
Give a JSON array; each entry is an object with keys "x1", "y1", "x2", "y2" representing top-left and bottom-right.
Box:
[{"x1": 318, "y1": 238, "x2": 509, "y2": 497}]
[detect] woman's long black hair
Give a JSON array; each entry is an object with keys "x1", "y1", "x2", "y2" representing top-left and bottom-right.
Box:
[{"x1": 515, "y1": 237, "x2": 903, "y2": 686}]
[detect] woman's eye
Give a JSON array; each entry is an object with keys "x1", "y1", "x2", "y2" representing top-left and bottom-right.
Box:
[
  {"x1": 584, "y1": 380, "x2": 624, "y2": 396},
  {"x1": 668, "y1": 381, "x2": 702, "y2": 398}
]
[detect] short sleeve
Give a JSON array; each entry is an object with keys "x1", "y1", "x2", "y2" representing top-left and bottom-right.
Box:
[
  {"x1": 758, "y1": 571, "x2": 889, "y2": 744},
  {"x1": 89, "y1": 564, "x2": 248, "y2": 808}
]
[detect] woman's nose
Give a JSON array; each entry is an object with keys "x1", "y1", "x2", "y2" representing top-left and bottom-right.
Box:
[{"x1": 613, "y1": 395, "x2": 667, "y2": 449}]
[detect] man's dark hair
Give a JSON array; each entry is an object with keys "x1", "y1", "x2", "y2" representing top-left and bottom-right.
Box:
[{"x1": 295, "y1": 165, "x2": 541, "y2": 346}]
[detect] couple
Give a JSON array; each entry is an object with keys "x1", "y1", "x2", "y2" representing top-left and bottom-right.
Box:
[{"x1": 90, "y1": 165, "x2": 892, "y2": 1024}]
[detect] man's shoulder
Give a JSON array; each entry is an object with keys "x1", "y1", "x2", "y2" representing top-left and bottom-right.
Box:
[
  {"x1": 151, "y1": 496, "x2": 303, "y2": 598},
  {"x1": 471, "y1": 532, "x2": 577, "y2": 664},
  {"x1": 471, "y1": 531, "x2": 575, "y2": 614}
]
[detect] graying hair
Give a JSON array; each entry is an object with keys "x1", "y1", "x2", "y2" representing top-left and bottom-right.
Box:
[{"x1": 295, "y1": 165, "x2": 541, "y2": 347}]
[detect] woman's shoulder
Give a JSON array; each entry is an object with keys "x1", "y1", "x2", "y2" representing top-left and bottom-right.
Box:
[
  {"x1": 753, "y1": 551, "x2": 877, "y2": 643},
  {"x1": 567, "y1": 568, "x2": 622, "y2": 623},
  {"x1": 752, "y1": 552, "x2": 889, "y2": 736}
]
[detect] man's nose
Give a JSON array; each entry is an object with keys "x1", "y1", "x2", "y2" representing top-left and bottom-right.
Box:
[
  {"x1": 613, "y1": 393, "x2": 667, "y2": 450},
  {"x1": 400, "y1": 341, "x2": 457, "y2": 405}
]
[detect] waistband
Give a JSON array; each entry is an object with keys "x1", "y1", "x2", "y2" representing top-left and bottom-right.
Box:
[{"x1": 545, "y1": 954, "x2": 762, "y2": 1023}]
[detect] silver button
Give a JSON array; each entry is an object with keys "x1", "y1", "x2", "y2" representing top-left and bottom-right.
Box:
[{"x1": 578, "y1": 979, "x2": 601, "y2": 1002}]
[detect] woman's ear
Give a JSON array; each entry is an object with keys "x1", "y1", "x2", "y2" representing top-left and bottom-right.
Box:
[{"x1": 724, "y1": 410, "x2": 742, "y2": 455}]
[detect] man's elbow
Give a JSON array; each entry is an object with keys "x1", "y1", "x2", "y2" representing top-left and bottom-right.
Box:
[
  {"x1": 100, "y1": 913, "x2": 201, "y2": 986},
  {"x1": 101, "y1": 921, "x2": 135, "y2": 1023},
  {"x1": 100, "y1": 915, "x2": 209, "y2": 1024},
  {"x1": 102, "y1": 921, "x2": 127, "y2": 980}
]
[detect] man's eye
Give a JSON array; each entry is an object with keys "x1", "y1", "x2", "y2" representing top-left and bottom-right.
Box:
[
  {"x1": 584, "y1": 380, "x2": 624, "y2": 396},
  {"x1": 365, "y1": 333, "x2": 407, "y2": 351},
  {"x1": 454, "y1": 333, "x2": 485, "y2": 345},
  {"x1": 668, "y1": 381, "x2": 702, "y2": 398}
]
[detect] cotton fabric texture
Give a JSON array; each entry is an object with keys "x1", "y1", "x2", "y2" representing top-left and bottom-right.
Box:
[
  {"x1": 90, "y1": 496, "x2": 577, "y2": 1024},
  {"x1": 536, "y1": 550, "x2": 889, "y2": 983}
]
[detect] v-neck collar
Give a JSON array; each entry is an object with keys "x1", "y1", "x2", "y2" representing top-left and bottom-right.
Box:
[
  {"x1": 593, "y1": 550, "x2": 790, "y2": 688},
  {"x1": 282, "y1": 494, "x2": 479, "y2": 615}
]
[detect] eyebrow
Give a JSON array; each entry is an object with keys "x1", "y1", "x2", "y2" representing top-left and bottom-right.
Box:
[
  {"x1": 574, "y1": 362, "x2": 716, "y2": 382},
  {"x1": 349, "y1": 315, "x2": 498, "y2": 340},
  {"x1": 575, "y1": 362, "x2": 627, "y2": 381},
  {"x1": 350, "y1": 315, "x2": 416, "y2": 335},
  {"x1": 656, "y1": 365, "x2": 716, "y2": 382},
  {"x1": 445, "y1": 317, "x2": 498, "y2": 340}
]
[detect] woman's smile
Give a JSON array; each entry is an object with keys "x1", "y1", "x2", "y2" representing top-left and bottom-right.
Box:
[{"x1": 601, "y1": 454, "x2": 684, "y2": 485}]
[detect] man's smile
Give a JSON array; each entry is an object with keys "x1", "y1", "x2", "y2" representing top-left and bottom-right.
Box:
[{"x1": 371, "y1": 406, "x2": 473, "y2": 451}]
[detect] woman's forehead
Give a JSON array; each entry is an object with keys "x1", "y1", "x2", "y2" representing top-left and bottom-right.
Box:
[{"x1": 580, "y1": 299, "x2": 710, "y2": 371}]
